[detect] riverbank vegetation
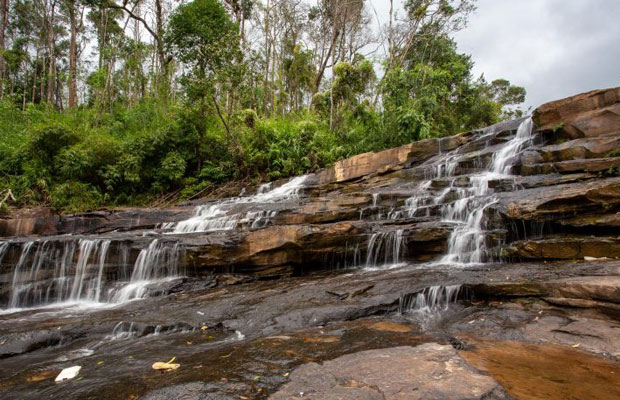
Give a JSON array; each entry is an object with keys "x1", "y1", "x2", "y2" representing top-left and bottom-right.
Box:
[{"x1": 0, "y1": 0, "x2": 525, "y2": 213}]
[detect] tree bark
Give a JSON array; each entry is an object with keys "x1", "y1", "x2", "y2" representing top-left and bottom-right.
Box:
[
  {"x1": 314, "y1": 27, "x2": 340, "y2": 94},
  {"x1": 0, "y1": 0, "x2": 8, "y2": 99},
  {"x1": 262, "y1": 0, "x2": 271, "y2": 116},
  {"x1": 45, "y1": 0, "x2": 58, "y2": 106},
  {"x1": 67, "y1": 0, "x2": 78, "y2": 108}
]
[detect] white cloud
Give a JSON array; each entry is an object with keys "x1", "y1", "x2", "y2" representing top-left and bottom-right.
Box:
[
  {"x1": 453, "y1": 0, "x2": 620, "y2": 108},
  {"x1": 370, "y1": 0, "x2": 620, "y2": 109}
]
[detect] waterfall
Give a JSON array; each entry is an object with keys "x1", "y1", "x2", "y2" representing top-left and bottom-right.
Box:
[
  {"x1": 398, "y1": 285, "x2": 461, "y2": 315},
  {"x1": 440, "y1": 117, "x2": 533, "y2": 265},
  {"x1": 364, "y1": 229, "x2": 405, "y2": 269},
  {"x1": 365, "y1": 117, "x2": 533, "y2": 268},
  {"x1": 111, "y1": 239, "x2": 183, "y2": 303},
  {"x1": 166, "y1": 175, "x2": 308, "y2": 234},
  {"x1": 6, "y1": 239, "x2": 112, "y2": 308},
  {"x1": 0, "y1": 241, "x2": 8, "y2": 264},
  {"x1": 2, "y1": 237, "x2": 183, "y2": 310}
]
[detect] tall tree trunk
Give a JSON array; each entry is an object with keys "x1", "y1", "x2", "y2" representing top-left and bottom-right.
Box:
[
  {"x1": 387, "y1": 0, "x2": 394, "y2": 69},
  {"x1": 46, "y1": 0, "x2": 57, "y2": 105},
  {"x1": 68, "y1": 0, "x2": 78, "y2": 108},
  {"x1": 262, "y1": 0, "x2": 271, "y2": 116},
  {"x1": 314, "y1": 28, "x2": 340, "y2": 94},
  {"x1": 154, "y1": 0, "x2": 168, "y2": 97},
  {"x1": 0, "y1": 0, "x2": 8, "y2": 99}
]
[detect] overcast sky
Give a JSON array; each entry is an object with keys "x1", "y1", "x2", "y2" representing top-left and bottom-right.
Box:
[{"x1": 371, "y1": 0, "x2": 620, "y2": 109}]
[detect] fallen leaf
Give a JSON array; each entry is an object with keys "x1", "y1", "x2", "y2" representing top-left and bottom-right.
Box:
[{"x1": 152, "y1": 361, "x2": 180, "y2": 371}]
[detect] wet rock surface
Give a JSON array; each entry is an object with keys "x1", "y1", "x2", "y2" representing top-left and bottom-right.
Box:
[{"x1": 271, "y1": 344, "x2": 509, "y2": 400}]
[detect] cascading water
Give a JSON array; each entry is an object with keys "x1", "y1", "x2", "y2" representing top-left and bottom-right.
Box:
[
  {"x1": 398, "y1": 285, "x2": 462, "y2": 315},
  {"x1": 440, "y1": 117, "x2": 533, "y2": 265},
  {"x1": 6, "y1": 239, "x2": 112, "y2": 308},
  {"x1": 111, "y1": 239, "x2": 183, "y2": 303},
  {"x1": 2, "y1": 238, "x2": 183, "y2": 310},
  {"x1": 166, "y1": 175, "x2": 308, "y2": 234},
  {"x1": 365, "y1": 117, "x2": 534, "y2": 268},
  {"x1": 364, "y1": 229, "x2": 405, "y2": 268}
]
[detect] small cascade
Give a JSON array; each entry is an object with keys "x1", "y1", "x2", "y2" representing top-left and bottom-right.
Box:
[
  {"x1": 2, "y1": 237, "x2": 184, "y2": 310},
  {"x1": 166, "y1": 175, "x2": 308, "y2": 234},
  {"x1": 109, "y1": 321, "x2": 137, "y2": 340},
  {"x1": 111, "y1": 239, "x2": 183, "y2": 303},
  {"x1": 364, "y1": 229, "x2": 405, "y2": 268},
  {"x1": 440, "y1": 117, "x2": 533, "y2": 265},
  {"x1": 366, "y1": 117, "x2": 534, "y2": 267},
  {"x1": 398, "y1": 285, "x2": 461, "y2": 315},
  {"x1": 7, "y1": 239, "x2": 112, "y2": 308}
]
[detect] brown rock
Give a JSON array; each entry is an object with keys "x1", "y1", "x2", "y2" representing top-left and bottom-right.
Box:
[
  {"x1": 537, "y1": 136, "x2": 620, "y2": 162},
  {"x1": 270, "y1": 344, "x2": 508, "y2": 400},
  {"x1": 521, "y1": 157, "x2": 620, "y2": 175},
  {"x1": 534, "y1": 87, "x2": 620, "y2": 135},
  {"x1": 504, "y1": 237, "x2": 620, "y2": 260},
  {"x1": 497, "y1": 177, "x2": 620, "y2": 221}
]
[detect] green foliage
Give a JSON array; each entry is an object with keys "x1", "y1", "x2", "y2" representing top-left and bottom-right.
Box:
[
  {"x1": 0, "y1": 0, "x2": 527, "y2": 214},
  {"x1": 166, "y1": 0, "x2": 240, "y2": 101},
  {"x1": 608, "y1": 149, "x2": 620, "y2": 158},
  {"x1": 50, "y1": 182, "x2": 103, "y2": 213}
]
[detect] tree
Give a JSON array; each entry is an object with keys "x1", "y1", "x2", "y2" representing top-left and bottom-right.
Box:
[
  {"x1": 0, "y1": 0, "x2": 9, "y2": 97},
  {"x1": 62, "y1": 0, "x2": 84, "y2": 108},
  {"x1": 381, "y1": 32, "x2": 524, "y2": 144},
  {"x1": 486, "y1": 78, "x2": 527, "y2": 119},
  {"x1": 166, "y1": 0, "x2": 242, "y2": 167},
  {"x1": 390, "y1": 0, "x2": 476, "y2": 69}
]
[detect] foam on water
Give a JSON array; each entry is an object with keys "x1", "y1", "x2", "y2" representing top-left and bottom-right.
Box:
[{"x1": 165, "y1": 175, "x2": 308, "y2": 234}]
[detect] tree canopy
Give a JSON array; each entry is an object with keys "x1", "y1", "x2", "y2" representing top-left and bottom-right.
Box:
[{"x1": 0, "y1": 0, "x2": 526, "y2": 213}]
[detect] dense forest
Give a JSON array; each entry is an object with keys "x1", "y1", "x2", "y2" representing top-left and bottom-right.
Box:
[{"x1": 0, "y1": 0, "x2": 526, "y2": 213}]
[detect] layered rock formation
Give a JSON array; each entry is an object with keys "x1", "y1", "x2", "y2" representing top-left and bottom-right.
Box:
[{"x1": 3, "y1": 88, "x2": 620, "y2": 280}]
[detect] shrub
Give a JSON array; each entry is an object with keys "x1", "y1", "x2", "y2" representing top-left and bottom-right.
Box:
[{"x1": 50, "y1": 182, "x2": 103, "y2": 213}]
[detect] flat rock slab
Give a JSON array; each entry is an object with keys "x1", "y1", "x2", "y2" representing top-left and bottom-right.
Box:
[{"x1": 270, "y1": 343, "x2": 509, "y2": 400}]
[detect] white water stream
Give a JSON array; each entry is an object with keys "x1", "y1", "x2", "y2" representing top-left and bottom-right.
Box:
[
  {"x1": 165, "y1": 175, "x2": 308, "y2": 234},
  {"x1": 365, "y1": 117, "x2": 533, "y2": 268}
]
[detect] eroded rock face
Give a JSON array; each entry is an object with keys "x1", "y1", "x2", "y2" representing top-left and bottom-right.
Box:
[
  {"x1": 534, "y1": 87, "x2": 620, "y2": 137},
  {"x1": 270, "y1": 344, "x2": 509, "y2": 400}
]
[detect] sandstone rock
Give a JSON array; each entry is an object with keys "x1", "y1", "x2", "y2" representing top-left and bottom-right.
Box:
[
  {"x1": 557, "y1": 212, "x2": 620, "y2": 228},
  {"x1": 314, "y1": 133, "x2": 471, "y2": 185},
  {"x1": 521, "y1": 157, "x2": 620, "y2": 175},
  {"x1": 497, "y1": 177, "x2": 620, "y2": 221},
  {"x1": 524, "y1": 316, "x2": 620, "y2": 357},
  {"x1": 0, "y1": 208, "x2": 192, "y2": 238},
  {"x1": 504, "y1": 237, "x2": 620, "y2": 260},
  {"x1": 270, "y1": 344, "x2": 508, "y2": 400},
  {"x1": 534, "y1": 87, "x2": 620, "y2": 136},
  {"x1": 536, "y1": 136, "x2": 620, "y2": 162}
]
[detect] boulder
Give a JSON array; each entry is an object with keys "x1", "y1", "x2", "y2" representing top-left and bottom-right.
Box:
[
  {"x1": 521, "y1": 157, "x2": 620, "y2": 175},
  {"x1": 536, "y1": 136, "x2": 620, "y2": 162},
  {"x1": 534, "y1": 87, "x2": 620, "y2": 137}
]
